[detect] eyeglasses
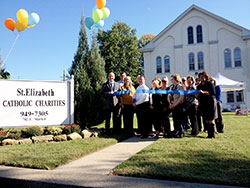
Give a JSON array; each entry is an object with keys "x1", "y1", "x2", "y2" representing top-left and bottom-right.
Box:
[{"x1": 162, "y1": 80, "x2": 167, "y2": 82}]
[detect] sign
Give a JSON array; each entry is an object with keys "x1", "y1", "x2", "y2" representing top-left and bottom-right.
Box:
[{"x1": 0, "y1": 77, "x2": 74, "y2": 128}]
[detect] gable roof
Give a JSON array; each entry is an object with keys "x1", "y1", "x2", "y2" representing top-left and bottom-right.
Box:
[{"x1": 140, "y1": 4, "x2": 250, "y2": 53}]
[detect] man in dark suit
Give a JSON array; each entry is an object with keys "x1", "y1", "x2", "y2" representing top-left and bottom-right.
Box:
[{"x1": 101, "y1": 72, "x2": 121, "y2": 133}]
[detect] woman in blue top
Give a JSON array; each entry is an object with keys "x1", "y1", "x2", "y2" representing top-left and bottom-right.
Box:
[{"x1": 210, "y1": 77, "x2": 225, "y2": 133}]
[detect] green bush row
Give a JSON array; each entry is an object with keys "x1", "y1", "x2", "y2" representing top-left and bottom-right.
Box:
[{"x1": 0, "y1": 124, "x2": 81, "y2": 140}]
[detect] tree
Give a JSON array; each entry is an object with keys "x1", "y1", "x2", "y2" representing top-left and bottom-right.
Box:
[
  {"x1": 0, "y1": 53, "x2": 10, "y2": 79},
  {"x1": 69, "y1": 14, "x2": 107, "y2": 128},
  {"x1": 68, "y1": 13, "x2": 91, "y2": 128},
  {"x1": 74, "y1": 61, "x2": 92, "y2": 128},
  {"x1": 68, "y1": 12, "x2": 89, "y2": 76},
  {"x1": 138, "y1": 34, "x2": 155, "y2": 76},
  {"x1": 138, "y1": 34, "x2": 155, "y2": 48},
  {"x1": 97, "y1": 21, "x2": 141, "y2": 82},
  {"x1": 85, "y1": 30, "x2": 106, "y2": 126},
  {"x1": 88, "y1": 31, "x2": 106, "y2": 93}
]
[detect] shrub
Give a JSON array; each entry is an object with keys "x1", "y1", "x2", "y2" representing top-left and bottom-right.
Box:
[
  {"x1": 22, "y1": 126, "x2": 44, "y2": 137},
  {"x1": 0, "y1": 130, "x2": 7, "y2": 141},
  {"x1": 62, "y1": 124, "x2": 81, "y2": 134},
  {"x1": 44, "y1": 127, "x2": 63, "y2": 135},
  {"x1": 7, "y1": 130, "x2": 22, "y2": 140}
]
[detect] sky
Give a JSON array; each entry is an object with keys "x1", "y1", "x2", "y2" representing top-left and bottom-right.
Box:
[{"x1": 1, "y1": 0, "x2": 250, "y2": 81}]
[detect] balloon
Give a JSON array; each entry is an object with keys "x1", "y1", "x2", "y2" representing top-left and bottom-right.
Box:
[
  {"x1": 92, "y1": 9, "x2": 103, "y2": 23},
  {"x1": 15, "y1": 20, "x2": 26, "y2": 32},
  {"x1": 28, "y1": 13, "x2": 40, "y2": 26},
  {"x1": 27, "y1": 25, "x2": 35, "y2": 28},
  {"x1": 21, "y1": 17, "x2": 28, "y2": 27},
  {"x1": 95, "y1": 20, "x2": 104, "y2": 28},
  {"x1": 17, "y1": 9, "x2": 28, "y2": 22},
  {"x1": 101, "y1": 7, "x2": 110, "y2": 19},
  {"x1": 85, "y1": 17, "x2": 95, "y2": 30},
  {"x1": 92, "y1": 5, "x2": 98, "y2": 13},
  {"x1": 4, "y1": 18, "x2": 15, "y2": 31},
  {"x1": 96, "y1": 0, "x2": 106, "y2": 9}
]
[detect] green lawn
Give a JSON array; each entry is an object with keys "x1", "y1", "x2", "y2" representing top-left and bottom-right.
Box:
[
  {"x1": 0, "y1": 115, "x2": 133, "y2": 170},
  {"x1": 0, "y1": 137, "x2": 119, "y2": 170},
  {"x1": 1, "y1": 113, "x2": 249, "y2": 187},
  {"x1": 113, "y1": 113, "x2": 250, "y2": 187}
]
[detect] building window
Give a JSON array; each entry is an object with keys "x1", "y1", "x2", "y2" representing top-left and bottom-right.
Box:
[
  {"x1": 156, "y1": 56, "x2": 162, "y2": 73},
  {"x1": 196, "y1": 25, "x2": 203, "y2": 43},
  {"x1": 227, "y1": 90, "x2": 244, "y2": 103},
  {"x1": 234, "y1": 48, "x2": 242, "y2": 67},
  {"x1": 224, "y1": 49, "x2": 232, "y2": 68},
  {"x1": 197, "y1": 51, "x2": 204, "y2": 70},
  {"x1": 187, "y1": 26, "x2": 194, "y2": 44},
  {"x1": 227, "y1": 91, "x2": 234, "y2": 103},
  {"x1": 164, "y1": 55, "x2": 170, "y2": 73},
  {"x1": 236, "y1": 90, "x2": 244, "y2": 102},
  {"x1": 188, "y1": 53, "x2": 195, "y2": 71}
]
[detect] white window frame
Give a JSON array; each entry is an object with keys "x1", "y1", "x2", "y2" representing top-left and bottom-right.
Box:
[
  {"x1": 197, "y1": 51, "x2": 204, "y2": 70},
  {"x1": 227, "y1": 90, "x2": 244, "y2": 104},
  {"x1": 224, "y1": 48, "x2": 232, "y2": 68},
  {"x1": 164, "y1": 55, "x2": 170, "y2": 73},
  {"x1": 188, "y1": 53, "x2": 195, "y2": 71},
  {"x1": 156, "y1": 56, "x2": 162, "y2": 73},
  {"x1": 187, "y1": 26, "x2": 194, "y2": 44},
  {"x1": 196, "y1": 25, "x2": 203, "y2": 43},
  {"x1": 234, "y1": 47, "x2": 242, "y2": 67}
]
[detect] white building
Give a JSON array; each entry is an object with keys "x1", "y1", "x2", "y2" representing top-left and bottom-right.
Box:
[{"x1": 140, "y1": 5, "x2": 250, "y2": 111}]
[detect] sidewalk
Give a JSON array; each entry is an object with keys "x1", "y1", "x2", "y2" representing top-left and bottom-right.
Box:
[{"x1": 0, "y1": 136, "x2": 246, "y2": 188}]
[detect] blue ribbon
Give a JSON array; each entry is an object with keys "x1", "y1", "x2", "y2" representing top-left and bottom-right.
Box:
[{"x1": 111, "y1": 89, "x2": 199, "y2": 96}]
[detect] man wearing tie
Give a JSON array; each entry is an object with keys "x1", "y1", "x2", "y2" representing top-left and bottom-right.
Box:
[{"x1": 101, "y1": 72, "x2": 121, "y2": 133}]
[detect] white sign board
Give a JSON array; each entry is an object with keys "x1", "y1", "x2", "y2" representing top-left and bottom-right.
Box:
[{"x1": 0, "y1": 78, "x2": 74, "y2": 128}]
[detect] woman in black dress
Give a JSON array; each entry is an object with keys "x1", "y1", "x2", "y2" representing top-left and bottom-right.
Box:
[
  {"x1": 149, "y1": 78, "x2": 163, "y2": 138},
  {"x1": 197, "y1": 72, "x2": 217, "y2": 138},
  {"x1": 186, "y1": 76, "x2": 199, "y2": 136},
  {"x1": 161, "y1": 76, "x2": 171, "y2": 137}
]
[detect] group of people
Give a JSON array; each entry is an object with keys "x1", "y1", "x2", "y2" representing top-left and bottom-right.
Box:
[{"x1": 101, "y1": 71, "x2": 224, "y2": 139}]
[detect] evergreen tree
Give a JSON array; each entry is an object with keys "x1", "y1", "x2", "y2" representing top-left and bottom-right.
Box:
[
  {"x1": 69, "y1": 12, "x2": 89, "y2": 76},
  {"x1": 69, "y1": 14, "x2": 107, "y2": 128},
  {"x1": 69, "y1": 13, "x2": 91, "y2": 128},
  {"x1": 97, "y1": 21, "x2": 141, "y2": 82},
  {"x1": 74, "y1": 61, "x2": 92, "y2": 127},
  {"x1": 0, "y1": 53, "x2": 10, "y2": 79},
  {"x1": 85, "y1": 31, "x2": 107, "y2": 126},
  {"x1": 88, "y1": 31, "x2": 106, "y2": 92}
]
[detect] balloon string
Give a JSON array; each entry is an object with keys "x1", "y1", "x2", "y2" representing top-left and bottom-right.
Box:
[{"x1": 2, "y1": 34, "x2": 20, "y2": 66}]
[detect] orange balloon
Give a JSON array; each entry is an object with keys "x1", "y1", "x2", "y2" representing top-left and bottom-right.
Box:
[
  {"x1": 4, "y1": 18, "x2": 16, "y2": 31},
  {"x1": 96, "y1": 0, "x2": 106, "y2": 9},
  {"x1": 15, "y1": 20, "x2": 26, "y2": 32}
]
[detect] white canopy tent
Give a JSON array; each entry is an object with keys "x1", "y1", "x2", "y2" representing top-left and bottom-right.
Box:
[{"x1": 214, "y1": 73, "x2": 245, "y2": 91}]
